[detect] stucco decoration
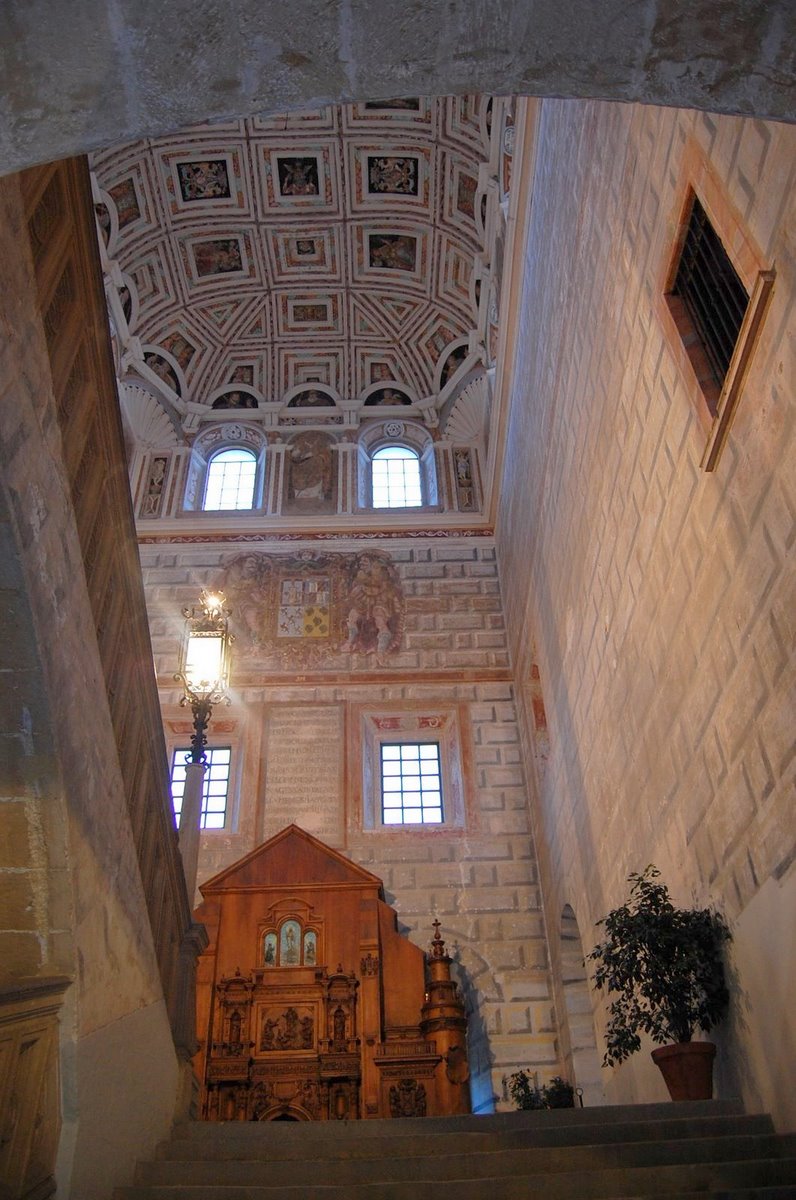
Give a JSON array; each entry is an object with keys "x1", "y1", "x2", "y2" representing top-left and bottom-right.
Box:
[
  {"x1": 91, "y1": 97, "x2": 492, "y2": 414},
  {"x1": 119, "y1": 383, "x2": 180, "y2": 447},
  {"x1": 217, "y1": 549, "x2": 405, "y2": 668},
  {"x1": 444, "y1": 374, "x2": 488, "y2": 445}
]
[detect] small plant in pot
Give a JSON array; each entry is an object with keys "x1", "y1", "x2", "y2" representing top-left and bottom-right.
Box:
[
  {"x1": 506, "y1": 1072, "x2": 575, "y2": 1110},
  {"x1": 587, "y1": 865, "x2": 732, "y2": 1101}
]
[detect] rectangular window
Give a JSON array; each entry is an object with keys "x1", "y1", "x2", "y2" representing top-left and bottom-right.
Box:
[
  {"x1": 170, "y1": 745, "x2": 231, "y2": 829},
  {"x1": 670, "y1": 196, "x2": 749, "y2": 396},
  {"x1": 380, "y1": 742, "x2": 442, "y2": 824},
  {"x1": 663, "y1": 178, "x2": 775, "y2": 472}
]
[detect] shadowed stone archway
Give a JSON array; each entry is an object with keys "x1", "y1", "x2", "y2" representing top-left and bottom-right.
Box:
[
  {"x1": 0, "y1": 0, "x2": 794, "y2": 175},
  {"x1": 560, "y1": 905, "x2": 604, "y2": 1108}
]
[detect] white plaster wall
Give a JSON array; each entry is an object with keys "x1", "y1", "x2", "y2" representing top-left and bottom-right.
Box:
[
  {"x1": 60, "y1": 998, "x2": 180, "y2": 1198},
  {"x1": 499, "y1": 100, "x2": 795, "y2": 1127}
]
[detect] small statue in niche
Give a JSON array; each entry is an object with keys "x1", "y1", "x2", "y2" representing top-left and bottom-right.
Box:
[
  {"x1": 263, "y1": 933, "x2": 276, "y2": 966},
  {"x1": 455, "y1": 449, "x2": 472, "y2": 485},
  {"x1": 281, "y1": 920, "x2": 300, "y2": 964},
  {"x1": 332, "y1": 1006, "x2": 346, "y2": 1048},
  {"x1": 303, "y1": 930, "x2": 316, "y2": 965},
  {"x1": 454, "y1": 448, "x2": 475, "y2": 511},
  {"x1": 228, "y1": 1009, "x2": 242, "y2": 1053},
  {"x1": 140, "y1": 455, "x2": 167, "y2": 518}
]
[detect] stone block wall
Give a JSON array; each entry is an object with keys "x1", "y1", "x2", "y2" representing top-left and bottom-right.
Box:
[
  {"x1": 140, "y1": 536, "x2": 557, "y2": 1110},
  {"x1": 498, "y1": 100, "x2": 795, "y2": 1126},
  {"x1": 0, "y1": 166, "x2": 184, "y2": 1199}
]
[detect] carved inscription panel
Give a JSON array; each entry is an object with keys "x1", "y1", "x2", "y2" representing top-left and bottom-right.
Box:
[{"x1": 263, "y1": 705, "x2": 344, "y2": 845}]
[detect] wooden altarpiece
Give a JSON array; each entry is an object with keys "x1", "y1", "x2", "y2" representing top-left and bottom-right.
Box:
[{"x1": 193, "y1": 825, "x2": 470, "y2": 1122}]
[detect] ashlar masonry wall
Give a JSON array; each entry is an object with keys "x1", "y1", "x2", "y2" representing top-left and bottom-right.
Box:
[
  {"x1": 0, "y1": 168, "x2": 183, "y2": 1200},
  {"x1": 140, "y1": 535, "x2": 557, "y2": 1111},
  {"x1": 498, "y1": 100, "x2": 795, "y2": 1127}
]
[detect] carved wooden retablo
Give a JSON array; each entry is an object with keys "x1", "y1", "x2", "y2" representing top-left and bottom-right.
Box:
[{"x1": 193, "y1": 825, "x2": 470, "y2": 1121}]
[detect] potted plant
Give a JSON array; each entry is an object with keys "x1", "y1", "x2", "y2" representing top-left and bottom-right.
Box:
[
  {"x1": 505, "y1": 1072, "x2": 575, "y2": 1110},
  {"x1": 587, "y1": 865, "x2": 732, "y2": 1101}
]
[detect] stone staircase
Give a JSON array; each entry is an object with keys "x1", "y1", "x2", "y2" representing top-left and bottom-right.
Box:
[{"x1": 115, "y1": 1100, "x2": 796, "y2": 1199}]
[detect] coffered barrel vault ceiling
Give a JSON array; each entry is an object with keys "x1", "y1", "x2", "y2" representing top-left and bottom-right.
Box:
[{"x1": 91, "y1": 95, "x2": 512, "y2": 430}]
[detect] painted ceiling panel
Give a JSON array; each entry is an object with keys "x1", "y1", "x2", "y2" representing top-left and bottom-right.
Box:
[{"x1": 92, "y1": 95, "x2": 501, "y2": 416}]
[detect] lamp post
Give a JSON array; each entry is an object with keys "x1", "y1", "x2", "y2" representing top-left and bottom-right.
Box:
[{"x1": 174, "y1": 589, "x2": 232, "y2": 899}]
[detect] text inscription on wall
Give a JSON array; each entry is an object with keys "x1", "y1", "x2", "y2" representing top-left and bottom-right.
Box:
[{"x1": 263, "y1": 705, "x2": 344, "y2": 845}]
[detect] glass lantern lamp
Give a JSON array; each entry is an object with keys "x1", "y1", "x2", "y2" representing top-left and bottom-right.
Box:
[{"x1": 175, "y1": 589, "x2": 233, "y2": 761}]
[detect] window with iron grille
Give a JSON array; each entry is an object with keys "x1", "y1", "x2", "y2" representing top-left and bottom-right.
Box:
[
  {"x1": 671, "y1": 197, "x2": 749, "y2": 392},
  {"x1": 380, "y1": 742, "x2": 443, "y2": 824},
  {"x1": 170, "y1": 746, "x2": 231, "y2": 829},
  {"x1": 664, "y1": 183, "x2": 775, "y2": 471}
]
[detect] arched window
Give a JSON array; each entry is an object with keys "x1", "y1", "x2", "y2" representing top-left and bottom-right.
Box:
[
  {"x1": 203, "y1": 448, "x2": 257, "y2": 511},
  {"x1": 357, "y1": 421, "x2": 438, "y2": 512},
  {"x1": 371, "y1": 446, "x2": 422, "y2": 508}
]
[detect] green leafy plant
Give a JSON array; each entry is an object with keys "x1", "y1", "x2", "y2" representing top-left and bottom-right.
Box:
[
  {"x1": 506, "y1": 1072, "x2": 575, "y2": 1110},
  {"x1": 587, "y1": 865, "x2": 732, "y2": 1066}
]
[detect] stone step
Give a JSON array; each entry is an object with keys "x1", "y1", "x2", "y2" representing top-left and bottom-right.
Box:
[
  {"x1": 168, "y1": 1098, "x2": 744, "y2": 1141},
  {"x1": 115, "y1": 1156, "x2": 796, "y2": 1200},
  {"x1": 138, "y1": 1132, "x2": 796, "y2": 1187},
  {"x1": 638, "y1": 1192, "x2": 796, "y2": 1200},
  {"x1": 156, "y1": 1112, "x2": 775, "y2": 1162},
  {"x1": 117, "y1": 1103, "x2": 796, "y2": 1200}
]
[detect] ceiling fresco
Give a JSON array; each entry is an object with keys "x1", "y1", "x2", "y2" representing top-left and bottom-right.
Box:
[{"x1": 91, "y1": 95, "x2": 514, "y2": 436}]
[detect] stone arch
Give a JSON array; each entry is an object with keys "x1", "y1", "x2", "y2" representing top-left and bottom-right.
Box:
[
  {"x1": 260, "y1": 1105, "x2": 311, "y2": 1122},
  {"x1": 559, "y1": 904, "x2": 605, "y2": 1107},
  {"x1": 2, "y1": 3, "x2": 792, "y2": 174}
]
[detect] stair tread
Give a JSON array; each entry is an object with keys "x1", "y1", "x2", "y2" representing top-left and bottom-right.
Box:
[
  {"x1": 116, "y1": 1104, "x2": 796, "y2": 1200},
  {"x1": 169, "y1": 1099, "x2": 745, "y2": 1141},
  {"x1": 116, "y1": 1157, "x2": 796, "y2": 1198},
  {"x1": 156, "y1": 1114, "x2": 776, "y2": 1161},
  {"x1": 140, "y1": 1133, "x2": 795, "y2": 1185}
]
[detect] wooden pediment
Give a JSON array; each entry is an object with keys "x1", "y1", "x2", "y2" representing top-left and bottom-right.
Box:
[{"x1": 199, "y1": 824, "x2": 385, "y2": 896}]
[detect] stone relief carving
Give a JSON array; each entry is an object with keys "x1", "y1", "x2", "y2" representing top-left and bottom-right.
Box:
[
  {"x1": 140, "y1": 454, "x2": 169, "y2": 517},
  {"x1": 259, "y1": 1006, "x2": 315, "y2": 1052},
  {"x1": 389, "y1": 1078, "x2": 427, "y2": 1118}
]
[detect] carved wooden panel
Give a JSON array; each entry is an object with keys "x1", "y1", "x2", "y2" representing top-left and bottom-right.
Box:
[
  {"x1": 194, "y1": 825, "x2": 470, "y2": 1121},
  {"x1": 0, "y1": 978, "x2": 70, "y2": 1200}
]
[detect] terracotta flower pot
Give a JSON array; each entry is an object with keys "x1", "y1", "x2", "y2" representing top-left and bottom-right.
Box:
[{"x1": 651, "y1": 1041, "x2": 716, "y2": 1101}]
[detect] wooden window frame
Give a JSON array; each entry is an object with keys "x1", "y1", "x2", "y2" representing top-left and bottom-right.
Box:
[{"x1": 662, "y1": 149, "x2": 775, "y2": 472}]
